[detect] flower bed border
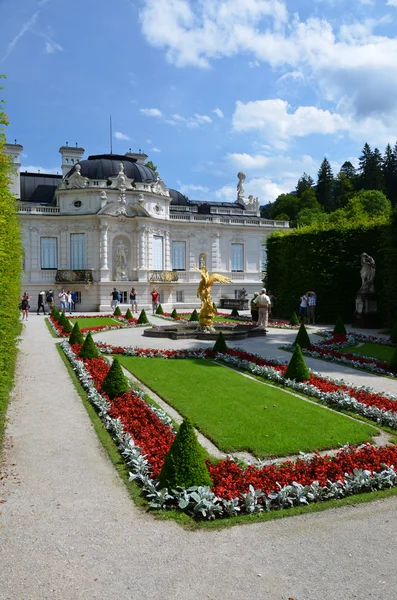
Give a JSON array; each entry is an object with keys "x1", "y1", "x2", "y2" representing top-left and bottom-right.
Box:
[
  {"x1": 61, "y1": 339, "x2": 397, "y2": 520},
  {"x1": 48, "y1": 314, "x2": 147, "y2": 337}
]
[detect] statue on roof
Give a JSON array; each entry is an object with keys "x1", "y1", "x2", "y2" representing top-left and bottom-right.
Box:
[
  {"x1": 66, "y1": 164, "x2": 89, "y2": 189},
  {"x1": 237, "y1": 171, "x2": 246, "y2": 201}
]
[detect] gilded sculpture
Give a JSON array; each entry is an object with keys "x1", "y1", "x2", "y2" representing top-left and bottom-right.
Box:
[{"x1": 193, "y1": 265, "x2": 231, "y2": 327}]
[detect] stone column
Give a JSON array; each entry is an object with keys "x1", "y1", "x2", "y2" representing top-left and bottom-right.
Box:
[
  {"x1": 137, "y1": 226, "x2": 147, "y2": 282},
  {"x1": 211, "y1": 232, "x2": 220, "y2": 271},
  {"x1": 164, "y1": 230, "x2": 171, "y2": 271},
  {"x1": 99, "y1": 222, "x2": 110, "y2": 281}
]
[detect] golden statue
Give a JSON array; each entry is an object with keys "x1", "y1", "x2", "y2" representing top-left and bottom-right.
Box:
[{"x1": 193, "y1": 265, "x2": 231, "y2": 327}]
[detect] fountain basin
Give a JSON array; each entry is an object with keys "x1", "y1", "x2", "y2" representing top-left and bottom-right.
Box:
[{"x1": 143, "y1": 323, "x2": 266, "y2": 341}]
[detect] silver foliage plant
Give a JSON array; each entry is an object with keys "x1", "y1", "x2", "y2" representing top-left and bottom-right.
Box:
[{"x1": 61, "y1": 340, "x2": 397, "y2": 520}]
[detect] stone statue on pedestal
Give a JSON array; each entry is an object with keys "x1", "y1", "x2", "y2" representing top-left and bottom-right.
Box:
[
  {"x1": 354, "y1": 252, "x2": 377, "y2": 328},
  {"x1": 115, "y1": 241, "x2": 128, "y2": 281}
]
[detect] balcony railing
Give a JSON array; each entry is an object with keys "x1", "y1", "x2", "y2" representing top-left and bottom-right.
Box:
[
  {"x1": 55, "y1": 270, "x2": 93, "y2": 284},
  {"x1": 18, "y1": 205, "x2": 60, "y2": 214},
  {"x1": 148, "y1": 270, "x2": 179, "y2": 283}
]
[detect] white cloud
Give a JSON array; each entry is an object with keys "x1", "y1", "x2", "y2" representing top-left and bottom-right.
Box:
[
  {"x1": 178, "y1": 183, "x2": 209, "y2": 197},
  {"x1": 140, "y1": 107, "x2": 163, "y2": 118},
  {"x1": 387, "y1": 0, "x2": 397, "y2": 5},
  {"x1": 114, "y1": 131, "x2": 130, "y2": 141},
  {"x1": 213, "y1": 108, "x2": 224, "y2": 118},
  {"x1": 44, "y1": 40, "x2": 63, "y2": 53},
  {"x1": 151, "y1": 147, "x2": 161, "y2": 152},
  {"x1": 277, "y1": 71, "x2": 304, "y2": 83},
  {"x1": 215, "y1": 177, "x2": 290, "y2": 204},
  {"x1": 248, "y1": 60, "x2": 260, "y2": 68},
  {"x1": 0, "y1": 11, "x2": 39, "y2": 63}
]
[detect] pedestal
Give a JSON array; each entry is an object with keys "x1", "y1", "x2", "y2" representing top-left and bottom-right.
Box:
[{"x1": 353, "y1": 292, "x2": 378, "y2": 328}]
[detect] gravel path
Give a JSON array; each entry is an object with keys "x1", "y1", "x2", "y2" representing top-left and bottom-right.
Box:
[{"x1": 1, "y1": 315, "x2": 397, "y2": 600}]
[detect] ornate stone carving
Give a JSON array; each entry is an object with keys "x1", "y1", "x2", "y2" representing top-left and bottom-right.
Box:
[
  {"x1": 150, "y1": 175, "x2": 169, "y2": 197},
  {"x1": 66, "y1": 164, "x2": 89, "y2": 189},
  {"x1": 109, "y1": 163, "x2": 134, "y2": 191},
  {"x1": 115, "y1": 240, "x2": 128, "y2": 281},
  {"x1": 359, "y1": 252, "x2": 376, "y2": 293},
  {"x1": 237, "y1": 171, "x2": 246, "y2": 201},
  {"x1": 247, "y1": 195, "x2": 260, "y2": 212}
]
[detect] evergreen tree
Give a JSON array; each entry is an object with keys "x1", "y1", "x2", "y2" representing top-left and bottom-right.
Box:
[
  {"x1": 79, "y1": 332, "x2": 99, "y2": 359},
  {"x1": 102, "y1": 357, "x2": 129, "y2": 398},
  {"x1": 124, "y1": 308, "x2": 133, "y2": 319},
  {"x1": 189, "y1": 309, "x2": 199, "y2": 322},
  {"x1": 284, "y1": 344, "x2": 310, "y2": 381},
  {"x1": 69, "y1": 322, "x2": 84, "y2": 345},
  {"x1": 316, "y1": 157, "x2": 334, "y2": 212},
  {"x1": 382, "y1": 143, "x2": 397, "y2": 206},
  {"x1": 171, "y1": 308, "x2": 178, "y2": 319},
  {"x1": 213, "y1": 331, "x2": 229, "y2": 353},
  {"x1": 269, "y1": 193, "x2": 299, "y2": 222},
  {"x1": 334, "y1": 161, "x2": 357, "y2": 209},
  {"x1": 296, "y1": 173, "x2": 314, "y2": 197},
  {"x1": 159, "y1": 417, "x2": 212, "y2": 489},
  {"x1": 137, "y1": 309, "x2": 149, "y2": 324},
  {"x1": 293, "y1": 323, "x2": 311, "y2": 348},
  {"x1": 113, "y1": 306, "x2": 122, "y2": 316},
  {"x1": 358, "y1": 143, "x2": 384, "y2": 191}
]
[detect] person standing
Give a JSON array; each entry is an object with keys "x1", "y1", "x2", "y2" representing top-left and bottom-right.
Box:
[
  {"x1": 253, "y1": 288, "x2": 271, "y2": 330},
  {"x1": 20, "y1": 291, "x2": 30, "y2": 321},
  {"x1": 129, "y1": 287, "x2": 138, "y2": 313},
  {"x1": 299, "y1": 293, "x2": 308, "y2": 323},
  {"x1": 110, "y1": 287, "x2": 119, "y2": 310},
  {"x1": 37, "y1": 291, "x2": 46, "y2": 315},
  {"x1": 307, "y1": 291, "x2": 317, "y2": 325},
  {"x1": 151, "y1": 288, "x2": 159, "y2": 314},
  {"x1": 71, "y1": 290, "x2": 77, "y2": 313},
  {"x1": 46, "y1": 290, "x2": 54, "y2": 311},
  {"x1": 58, "y1": 288, "x2": 68, "y2": 313},
  {"x1": 67, "y1": 290, "x2": 73, "y2": 314},
  {"x1": 250, "y1": 291, "x2": 259, "y2": 326}
]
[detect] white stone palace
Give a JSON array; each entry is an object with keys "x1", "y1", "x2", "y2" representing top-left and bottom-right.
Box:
[{"x1": 6, "y1": 142, "x2": 288, "y2": 311}]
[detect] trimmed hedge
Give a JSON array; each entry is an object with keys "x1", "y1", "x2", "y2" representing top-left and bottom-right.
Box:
[
  {"x1": 102, "y1": 357, "x2": 129, "y2": 398},
  {"x1": 0, "y1": 81, "x2": 23, "y2": 453},
  {"x1": 333, "y1": 316, "x2": 347, "y2": 336},
  {"x1": 213, "y1": 331, "x2": 228, "y2": 354},
  {"x1": 290, "y1": 311, "x2": 299, "y2": 326},
  {"x1": 230, "y1": 307, "x2": 239, "y2": 318},
  {"x1": 159, "y1": 417, "x2": 212, "y2": 489},
  {"x1": 69, "y1": 322, "x2": 84, "y2": 345},
  {"x1": 113, "y1": 306, "x2": 122, "y2": 316},
  {"x1": 156, "y1": 304, "x2": 164, "y2": 315},
  {"x1": 137, "y1": 309, "x2": 149, "y2": 324},
  {"x1": 284, "y1": 344, "x2": 310, "y2": 382},
  {"x1": 266, "y1": 223, "x2": 388, "y2": 323},
  {"x1": 79, "y1": 332, "x2": 99, "y2": 359},
  {"x1": 124, "y1": 308, "x2": 133, "y2": 319},
  {"x1": 171, "y1": 308, "x2": 178, "y2": 319},
  {"x1": 293, "y1": 323, "x2": 311, "y2": 348},
  {"x1": 189, "y1": 309, "x2": 199, "y2": 322}
]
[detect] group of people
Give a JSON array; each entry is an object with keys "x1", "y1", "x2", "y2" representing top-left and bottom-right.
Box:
[
  {"x1": 250, "y1": 288, "x2": 275, "y2": 330},
  {"x1": 58, "y1": 289, "x2": 77, "y2": 314},
  {"x1": 299, "y1": 291, "x2": 317, "y2": 324},
  {"x1": 109, "y1": 287, "x2": 160, "y2": 314}
]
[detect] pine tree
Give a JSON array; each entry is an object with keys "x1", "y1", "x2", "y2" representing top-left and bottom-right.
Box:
[
  {"x1": 382, "y1": 143, "x2": 397, "y2": 206},
  {"x1": 159, "y1": 417, "x2": 212, "y2": 489},
  {"x1": 334, "y1": 161, "x2": 357, "y2": 209},
  {"x1": 358, "y1": 143, "x2": 384, "y2": 191},
  {"x1": 316, "y1": 157, "x2": 335, "y2": 212},
  {"x1": 69, "y1": 322, "x2": 84, "y2": 345},
  {"x1": 296, "y1": 173, "x2": 314, "y2": 197},
  {"x1": 102, "y1": 357, "x2": 129, "y2": 398}
]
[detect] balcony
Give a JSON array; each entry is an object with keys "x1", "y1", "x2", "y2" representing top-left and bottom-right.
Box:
[
  {"x1": 148, "y1": 270, "x2": 179, "y2": 283},
  {"x1": 18, "y1": 205, "x2": 60, "y2": 214},
  {"x1": 55, "y1": 270, "x2": 94, "y2": 284}
]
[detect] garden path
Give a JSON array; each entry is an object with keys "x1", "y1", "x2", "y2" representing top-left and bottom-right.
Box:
[{"x1": 1, "y1": 314, "x2": 397, "y2": 600}]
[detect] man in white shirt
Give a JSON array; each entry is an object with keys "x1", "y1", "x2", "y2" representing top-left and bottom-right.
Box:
[
  {"x1": 253, "y1": 288, "x2": 271, "y2": 330},
  {"x1": 58, "y1": 288, "x2": 68, "y2": 313}
]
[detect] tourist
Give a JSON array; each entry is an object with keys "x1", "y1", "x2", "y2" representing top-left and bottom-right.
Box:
[
  {"x1": 130, "y1": 287, "x2": 138, "y2": 313},
  {"x1": 67, "y1": 290, "x2": 73, "y2": 314},
  {"x1": 307, "y1": 291, "x2": 317, "y2": 325},
  {"x1": 268, "y1": 290, "x2": 277, "y2": 318},
  {"x1": 151, "y1": 288, "x2": 159, "y2": 314},
  {"x1": 20, "y1": 291, "x2": 30, "y2": 321},
  {"x1": 110, "y1": 287, "x2": 119, "y2": 310},
  {"x1": 46, "y1": 290, "x2": 54, "y2": 310},
  {"x1": 37, "y1": 291, "x2": 46, "y2": 315},
  {"x1": 253, "y1": 288, "x2": 271, "y2": 330},
  {"x1": 58, "y1": 288, "x2": 68, "y2": 313},
  {"x1": 250, "y1": 291, "x2": 259, "y2": 326},
  {"x1": 71, "y1": 290, "x2": 77, "y2": 313},
  {"x1": 299, "y1": 293, "x2": 308, "y2": 323}
]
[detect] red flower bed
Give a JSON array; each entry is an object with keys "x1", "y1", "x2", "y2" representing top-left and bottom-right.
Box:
[{"x1": 208, "y1": 444, "x2": 397, "y2": 499}]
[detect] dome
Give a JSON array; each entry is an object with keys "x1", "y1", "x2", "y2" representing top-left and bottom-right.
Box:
[
  {"x1": 169, "y1": 188, "x2": 190, "y2": 205},
  {"x1": 65, "y1": 154, "x2": 156, "y2": 183}
]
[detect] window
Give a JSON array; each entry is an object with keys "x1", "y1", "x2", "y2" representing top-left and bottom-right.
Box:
[
  {"x1": 199, "y1": 252, "x2": 206, "y2": 268},
  {"x1": 231, "y1": 243, "x2": 244, "y2": 271},
  {"x1": 73, "y1": 200, "x2": 82, "y2": 208},
  {"x1": 261, "y1": 244, "x2": 267, "y2": 272},
  {"x1": 74, "y1": 291, "x2": 81, "y2": 304},
  {"x1": 153, "y1": 235, "x2": 163, "y2": 270},
  {"x1": 176, "y1": 290, "x2": 184, "y2": 303},
  {"x1": 119, "y1": 291, "x2": 128, "y2": 304},
  {"x1": 41, "y1": 237, "x2": 57, "y2": 269},
  {"x1": 172, "y1": 241, "x2": 186, "y2": 271},
  {"x1": 70, "y1": 233, "x2": 85, "y2": 269}
]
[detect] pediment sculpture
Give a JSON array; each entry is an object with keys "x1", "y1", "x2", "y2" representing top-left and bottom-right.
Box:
[
  {"x1": 66, "y1": 164, "x2": 89, "y2": 189},
  {"x1": 109, "y1": 163, "x2": 134, "y2": 191}
]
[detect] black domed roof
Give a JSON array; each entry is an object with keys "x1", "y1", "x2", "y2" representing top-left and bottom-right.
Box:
[
  {"x1": 169, "y1": 189, "x2": 190, "y2": 205},
  {"x1": 66, "y1": 154, "x2": 156, "y2": 183}
]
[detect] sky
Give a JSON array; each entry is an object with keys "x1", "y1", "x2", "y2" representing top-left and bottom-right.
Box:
[{"x1": 2, "y1": 0, "x2": 397, "y2": 205}]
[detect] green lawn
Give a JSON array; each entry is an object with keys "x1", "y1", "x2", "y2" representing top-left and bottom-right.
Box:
[
  {"x1": 69, "y1": 317, "x2": 120, "y2": 329},
  {"x1": 340, "y1": 342, "x2": 395, "y2": 362},
  {"x1": 117, "y1": 357, "x2": 377, "y2": 458}
]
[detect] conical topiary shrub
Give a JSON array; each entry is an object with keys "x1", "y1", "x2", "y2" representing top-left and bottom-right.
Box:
[
  {"x1": 333, "y1": 316, "x2": 347, "y2": 336},
  {"x1": 231, "y1": 307, "x2": 239, "y2": 318},
  {"x1": 62, "y1": 318, "x2": 73, "y2": 334},
  {"x1": 69, "y1": 322, "x2": 84, "y2": 345},
  {"x1": 159, "y1": 417, "x2": 212, "y2": 489},
  {"x1": 189, "y1": 309, "x2": 199, "y2": 322},
  {"x1": 389, "y1": 346, "x2": 397, "y2": 371},
  {"x1": 171, "y1": 308, "x2": 178, "y2": 319},
  {"x1": 58, "y1": 312, "x2": 68, "y2": 327},
  {"x1": 113, "y1": 306, "x2": 122, "y2": 316},
  {"x1": 213, "y1": 331, "x2": 228, "y2": 354},
  {"x1": 290, "y1": 311, "x2": 299, "y2": 326},
  {"x1": 79, "y1": 332, "x2": 99, "y2": 359},
  {"x1": 284, "y1": 344, "x2": 310, "y2": 382},
  {"x1": 390, "y1": 321, "x2": 397, "y2": 343},
  {"x1": 102, "y1": 357, "x2": 129, "y2": 398},
  {"x1": 293, "y1": 323, "x2": 311, "y2": 349},
  {"x1": 156, "y1": 304, "x2": 164, "y2": 315},
  {"x1": 137, "y1": 309, "x2": 149, "y2": 324},
  {"x1": 124, "y1": 308, "x2": 133, "y2": 319},
  {"x1": 51, "y1": 307, "x2": 61, "y2": 321}
]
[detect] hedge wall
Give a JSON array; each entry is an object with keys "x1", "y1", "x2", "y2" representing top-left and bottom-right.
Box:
[
  {"x1": 0, "y1": 80, "x2": 22, "y2": 452},
  {"x1": 266, "y1": 222, "x2": 391, "y2": 324}
]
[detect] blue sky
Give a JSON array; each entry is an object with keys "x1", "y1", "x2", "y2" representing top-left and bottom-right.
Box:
[{"x1": 2, "y1": 0, "x2": 397, "y2": 204}]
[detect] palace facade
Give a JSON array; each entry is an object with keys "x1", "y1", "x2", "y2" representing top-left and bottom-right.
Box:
[{"x1": 6, "y1": 142, "x2": 289, "y2": 311}]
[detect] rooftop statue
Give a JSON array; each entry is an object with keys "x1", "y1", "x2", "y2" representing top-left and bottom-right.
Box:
[
  {"x1": 66, "y1": 164, "x2": 89, "y2": 189},
  {"x1": 237, "y1": 171, "x2": 246, "y2": 201},
  {"x1": 193, "y1": 265, "x2": 231, "y2": 328}
]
